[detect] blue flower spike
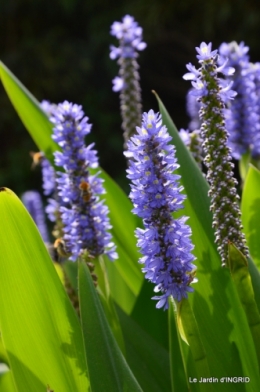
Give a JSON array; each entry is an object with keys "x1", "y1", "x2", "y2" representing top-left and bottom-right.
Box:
[
  {"x1": 110, "y1": 15, "x2": 146, "y2": 146},
  {"x1": 51, "y1": 101, "x2": 117, "y2": 263},
  {"x1": 125, "y1": 110, "x2": 196, "y2": 310},
  {"x1": 22, "y1": 190, "x2": 50, "y2": 243},
  {"x1": 219, "y1": 41, "x2": 260, "y2": 159}
]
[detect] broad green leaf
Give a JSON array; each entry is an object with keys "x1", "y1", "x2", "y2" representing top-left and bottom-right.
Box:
[
  {"x1": 100, "y1": 169, "x2": 143, "y2": 313},
  {"x1": 228, "y1": 243, "x2": 260, "y2": 369},
  {"x1": 131, "y1": 279, "x2": 169, "y2": 349},
  {"x1": 177, "y1": 298, "x2": 212, "y2": 392},
  {"x1": 0, "y1": 188, "x2": 89, "y2": 392},
  {"x1": 0, "y1": 369, "x2": 16, "y2": 392},
  {"x1": 63, "y1": 259, "x2": 127, "y2": 356},
  {"x1": 64, "y1": 258, "x2": 133, "y2": 349},
  {"x1": 94, "y1": 256, "x2": 125, "y2": 355},
  {"x1": 248, "y1": 257, "x2": 260, "y2": 313},
  {"x1": 0, "y1": 336, "x2": 9, "y2": 366},
  {"x1": 63, "y1": 260, "x2": 78, "y2": 290},
  {"x1": 99, "y1": 169, "x2": 141, "y2": 275},
  {"x1": 241, "y1": 164, "x2": 260, "y2": 269},
  {"x1": 168, "y1": 302, "x2": 188, "y2": 392},
  {"x1": 78, "y1": 260, "x2": 142, "y2": 392},
  {"x1": 0, "y1": 61, "x2": 58, "y2": 163},
  {"x1": 0, "y1": 61, "x2": 143, "y2": 314},
  {"x1": 154, "y1": 95, "x2": 260, "y2": 391},
  {"x1": 105, "y1": 256, "x2": 139, "y2": 313},
  {"x1": 116, "y1": 305, "x2": 171, "y2": 392}
]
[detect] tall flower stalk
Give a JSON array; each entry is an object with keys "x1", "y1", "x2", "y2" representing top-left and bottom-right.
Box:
[
  {"x1": 125, "y1": 110, "x2": 196, "y2": 310},
  {"x1": 110, "y1": 15, "x2": 146, "y2": 146},
  {"x1": 183, "y1": 42, "x2": 249, "y2": 266},
  {"x1": 51, "y1": 101, "x2": 117, "y2": 262},
  {"x1": 219, "y1": 41, "x2": 260, "y2": 159}
]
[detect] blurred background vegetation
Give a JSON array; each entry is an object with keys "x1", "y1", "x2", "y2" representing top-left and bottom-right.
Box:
[{"x1": 1, "y1": 0, "x2": 260, "y2": 196}]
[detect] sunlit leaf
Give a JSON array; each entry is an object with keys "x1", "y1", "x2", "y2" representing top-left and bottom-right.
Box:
[
  {"x1": 0, "y1": 368, "x2": 16, "y2": 392},
  {"x1": 78, "y1": 260, "x2": 142, "y2": 392},
  {"x1": 117, "y1": 305, "x2": 171, "y2": 392},
  {"x1": 0, "y1": 61, "x2": 58, "y2": 163},
  {"x1": 0, "y1": 188, "x2": 89, "y2": 392},
  {"x1": 241, "y1": 164, "x2": 260, "y2": 269},
  {"x1": 177, "y1": 298, "x2": 212, "y2": 392},
  {"x1": 168, "y1": 303, "x2": 188, "y2": 392},
  {"x1": 228, "y1": 243, "x2": 260, "y2": 370}
]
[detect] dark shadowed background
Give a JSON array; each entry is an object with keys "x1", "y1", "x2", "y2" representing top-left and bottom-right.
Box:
[{"x1": 1, "y1": 0, "x2": 260, "y2": 196}]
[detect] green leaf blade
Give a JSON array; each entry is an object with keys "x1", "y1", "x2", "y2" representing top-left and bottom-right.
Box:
[
  {"x1": 100, "y1": 168, "x2": 143, "y2": 313},
  {"x1": 0, "y1": 61, "x2": 58, "y2": 163},
  {"x1": 0, "y1": 188, "x2": 89, "y2": 392},
  {"x1": 78, "y1": 260, "x2": 143, "y2": 392},
  {"x1": 228, "y1": 243, "x2": 260, "y2": 370},
  {"x1": 168, "y1": 303, "x2": 188, "y2": 392},
  {"x1": 177, "y1": 298, "x2": 212, "y2": 392},
  {"x1": 117, "y1": 305, "x2": 171, "y2": 392},
  {"x1": 0, "y1": 369, "x2": 16, "y2": 392},
  {"x1": 241, "y1": 164, "x2": 260, "y2": 269}
]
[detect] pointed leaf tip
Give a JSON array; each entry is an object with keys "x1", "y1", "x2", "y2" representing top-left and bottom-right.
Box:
[{"x1": 228, "y1": 241, "x2": 248, "y2": 272}]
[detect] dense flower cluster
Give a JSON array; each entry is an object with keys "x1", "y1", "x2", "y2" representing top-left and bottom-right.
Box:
[
  {"x1": 40, "y1": 156, "x2": 56, "y2": 197},
  {"x1": 51, "y1": 101, "x2": 117, "y2": 262},
  {"x1": 30, "y1": 149, "x2": 59, "y2": 224},
  {"x1": 219, "y1": 41, "x2": 260, "y2": 159},
  {"x1": 183, "y1": 42, "x2": 249, "y2": 265},
  {"x1": 39, "y1": 100, "x2": 62, "y2": 225},
  {"x1": 181, "y1": 88, "x2": 203, "y2": 167},
  {"x1": 186, "y1": 89, "x2": 201, "y2": 131},
  {"x1": 110, "y1": 15, "x2": 146, "y2": 61},
  {"x1": 252, "y1": 62, "x2": 260, "y2": 156},
  {"x1": 40, "y1": 156, "x2": 61, "y2": 226},
  {"x1": 41, "y1": 100, "x2": 57, "y2": 118},
  {"x1": 125, "y1": 110, "x2": 196, "y2": 309},
  {"x1": 110, "y1": 15, "x2": 146, "y2": 145},
  {"x1": 22, "y1": 191, "x2": 49, "y2": 243},
  {"x1": 179, "y1": 128, "x2": 203, "y2": 169}
]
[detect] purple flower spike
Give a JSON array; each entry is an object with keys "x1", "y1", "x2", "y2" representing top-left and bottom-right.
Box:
[
  {"x1": 110, "y1": 15, "x2": 146, "y2": 59},
  {"x1": 219, "y1": 41, "x2": 260, "y2": 159},
  {"x1": 125, "y1": 110, "x2": 196, "y2": 310},
  {"x1": 51, "y1": 101, "x2": 117, "y2": 262},
  {"x1": 110, "y1": 15, "x2": 146, "y2": 145},
  {"x1": 40, "y1": 157, "x2": 56, "y2": 196},
  {"x1": 22, "y1": 191, "x2": 49, "y2": 243}
]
